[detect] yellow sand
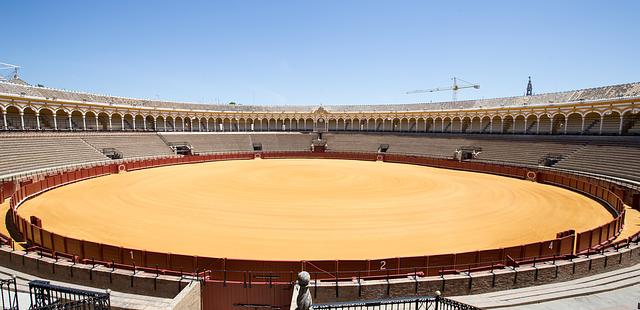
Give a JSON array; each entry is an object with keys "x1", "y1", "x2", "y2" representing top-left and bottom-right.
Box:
[{"x1": 17, "y1": 159, "x2": 612, "y2": 261}]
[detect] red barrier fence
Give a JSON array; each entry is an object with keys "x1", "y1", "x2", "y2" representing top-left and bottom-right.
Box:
[{"x1": 9, "y1": 152, "x2": 629, "y2": 282}]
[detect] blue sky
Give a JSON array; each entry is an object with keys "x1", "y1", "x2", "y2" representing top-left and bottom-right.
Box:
[{"x1": 2, "y1": 1, "x2": 639, "y2": 106}]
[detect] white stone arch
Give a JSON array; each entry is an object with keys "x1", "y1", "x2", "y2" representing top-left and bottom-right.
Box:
[
  {"x1": 513, "y1": 114, "x2": 526, "y2": 134},
  {"x1": 3, "y1": 105, "x2": 21, "y2": 130},
  {"x1": 621, "y1": 109, "x2": 640, "y2": 135},
  {"x1": 37, "y1": 107, "x2": 56, "y2": 130},
  {"x1": 550, "y1": 113, "x2": 567, "y2": 134},
  {"x1": 21, "y1": 106, "x2": 38, "y2": 130}
]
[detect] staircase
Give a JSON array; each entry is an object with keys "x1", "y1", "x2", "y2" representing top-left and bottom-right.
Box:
[
  {"x1": 481, "y1": 122, "x2": 491, "y2": 133},
  {"x1": 525, "y1": 120, "x2": 537, "y2": 134},
  {"x1": 582, "y1": 119, "x2": 600, "y2": 134}
]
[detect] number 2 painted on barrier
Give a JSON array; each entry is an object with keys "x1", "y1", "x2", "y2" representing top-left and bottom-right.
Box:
[{"x1": 380, "y1": 260, "x2": 386, "y2": 270}]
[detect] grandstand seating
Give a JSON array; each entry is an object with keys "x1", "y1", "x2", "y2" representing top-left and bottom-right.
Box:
[
  {"x1": 80, "y1": 134, "x2": 174, "y2": 158},
  {"x1": 1, "y1": 132, "x2": 639, "y2": 183},
  {"x1": 159, "y1": 133, "x2": 314, "y2": 153},
  {"x1": 554, "y1": 140, "x2": 640, "y2": 181},
  {"x1": 0, "y1": 134, "x2": 108, "y2": 177}
]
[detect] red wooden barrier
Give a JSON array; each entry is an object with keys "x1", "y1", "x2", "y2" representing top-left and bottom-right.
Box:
[{"x1": 7, "y1": 152, "x2": 630, "y2": 284}]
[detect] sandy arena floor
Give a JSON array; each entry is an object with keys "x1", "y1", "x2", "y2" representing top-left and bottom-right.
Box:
[{"x1": 18, "y1": 159, "x2": 613, "y2": 260}]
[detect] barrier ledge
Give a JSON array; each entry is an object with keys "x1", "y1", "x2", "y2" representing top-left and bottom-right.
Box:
[
  {"x1": 0, "y1": 244, "x2": 191, "y2": 299},
  {"x1": 309, "y1": 241, "x2": 640, "y2": 304}
]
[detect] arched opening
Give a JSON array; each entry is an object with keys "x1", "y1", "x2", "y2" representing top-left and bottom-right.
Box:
[
  {"x1": 442, "y1": 117, "x2": 452, "y2": 133},
  {"x1": 175, "y1": 117, "x2": 184, "y2": 131},
  {"x1": 479, "y1": 116, "x2": 491, "y2": 133},
  {"x1": 538, "y1": 114, "x2": 551, "y2": 134},
  {"x1": 601, "y1": 112, "x2": 621, "y2": 135},
  {"x1": 513, "y1": 115, "x2": 526, "y2": 134},
  {"x1": 416, "y1": 118, "x2": 426, "y2": 132},
  {"x1": 565, "y1": 113, "x2": 582, "y2": 135},
  {"x1": 133, "y1": 115, "x2": 144, "y2": 131},
  {"x1": 156, "y1": 116, "x2": 166, "y2": 131},
  {"x1": 502, "y1": 116, "x2": 514, "y2": 134},
  {"x1": 623, "y1": 110, "x2": 640, "y2": 135},
  {"x1": 490, "y1": 116, "x2": 501, "y2": 133},
  {"x1": 98, "y1": 113, "x2": 110, "y2": 131},
  {"x1": 146, "y1": 115, "x2": 156, "y2": 131},
  {"x1": 399, "y1": 118, "x2": 409, "y2": 131},
  {"x1": 4, "y1": 106, "x2": 21, "y2": 130},
  {"x1": 469, "y1": 117, "x2": 481, "y2": 133},
  {"x1": 70, "y1": 111, "x2": 83, "y2": 130},
  {"x1": 425, "y1": 118, "x2": 434, "y2": 132},
  {"x1": 525, "y1": 115, "x2": 537, "y2": 134},
  {"x1": 434, "y1": 118, "x2": 443, "y2": 133},
  {"x1": 85, "y1": 111, "x2": 97, "y2": 130},
  {"x1": 582, "y1": 112, "x2": 601, "y2": 135},
  {"x1": 110, "y1": 114, "x2": 122, "y2": 131},
  {"x1": 56, "y1": 110, "x2": 71, "y2": 130},
  {"x1": 39, "y1": 108, "x2": 55, "y2": 130},
  {"x1": 165, "y1": 116, "x2": 175, "y2": 131},
  {"x1": 23, "y1": 107, "x2": 38, "y2": 130},
  {"x1": 551, "y1": 114, "x2": 566, "y2": 134},
  {"x1": 459, "y1": 117, "x2": 470, "y2": 133},
  {"x1": 122, "y1": 114, "x2": 134, "y2": 130},
  {"x1": 305, "y1": 119, "x2": 314, "y2": 131},
  {"x1": 184, "y1": 118, "x2": 192, "y2": 131},
  {"x1": 451, "y1": 117, "x2": 462, "y2": 133}
]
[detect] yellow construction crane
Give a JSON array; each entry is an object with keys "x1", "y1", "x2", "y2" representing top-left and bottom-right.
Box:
[{"x1": 406, "y1": 77, "x2": 480, "y2": 102}]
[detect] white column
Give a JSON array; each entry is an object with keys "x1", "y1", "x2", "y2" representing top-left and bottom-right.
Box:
[
  {"x1": 95, "y1": 115, "x2": 99, "y2": 131},
  {"x1": 2, "y1": 111, "x2": 6, "y2": 129},
  {"x1": 143, "y1": 118, "x2": 147, "y2": 131},
  {"x1": 536, "y1": 116, "x2": 540, "y2": 134},
  {"x1": 20, "y1": 112, "x2": 24, "y2": 130},
  {"x1": 36, "y1": 112, "x2": 41, "y2": 130},
  {"x1": 523, "y1": 118, "x2": 528, "y2": 134},
  {"x1": 599, "y1": 115, "x2": 604, "y2": 135},
  {"x1": 53, "y1": 114, "x2": 58, "y2": 130},
  {"x1": 564, "y1": 118, "x2": 568, "y2": 135},
  {"x1": 82, "y1": 115, "x2": 87, "y2": 130},
  {"x1": 550, "y1": 118, "x2": 554, "y2": 134},
  {"x1": 121, "y1": 118, "x2": 125, "y2": 131},
  {"x1": 500, "y1": 118, "x2": 504, "y2": 134},
  {"x1": 68, "y1": 115, "x2": 72, "y2": 130},
  {"x1": 580, "y1": 115, "x2": 585, "y2": 134},
  {"x1": 133, "y1": 117, "x2": 136, "y2": 131},
  {"x1": 182, "y1": 119, "x2": 185, "y2": 131},
  {"x1": 163, "y1": 118, "x2": 167, "y2": 132},
  {"x1": 618, "y1": 114, "x2": 624, "y2": 135},
  {"x1": 489, "y1": 120, "x2": 493, "y2": 134},
  {"x1": 109, "y1": 115, "x2": 113, "y2": 131}
]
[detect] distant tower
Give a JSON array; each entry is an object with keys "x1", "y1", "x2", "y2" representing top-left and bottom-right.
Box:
[{"x1": 526, "y1": 76, "x2": 533, "y2": 96}]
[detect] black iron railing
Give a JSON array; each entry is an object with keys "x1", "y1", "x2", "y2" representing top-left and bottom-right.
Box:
[
  {"x1": 29, "y1": 280, "x2": 110, "y2": 310},
  {"x1": 312, "y1": 295, "x2": 480, "y2": 310},
  {"x1": 0, "y1": 277, "x2": 19, "y2": 310}
]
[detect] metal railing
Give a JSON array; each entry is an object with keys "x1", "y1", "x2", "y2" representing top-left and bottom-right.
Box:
[
  {"x1": 0, "y1": 277, "x2": 18, "y2": 310},
  {"x1": 29, "y1": 280, "x2": 110, "y2": 310},
  {"x1": 312, "y1": 295, "x2": 480, "y2": 310}
]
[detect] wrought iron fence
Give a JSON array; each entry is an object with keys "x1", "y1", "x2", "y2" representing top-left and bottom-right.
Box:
[
  {"x1": 0, "y1": 277, "x2": 19, "y2": 310},
  {"x1": 312, "y1": 295, "x2": 480, "y2": 310},
  {"x1": 29, "y1": 280, "x2": 110, "y2": 310}
]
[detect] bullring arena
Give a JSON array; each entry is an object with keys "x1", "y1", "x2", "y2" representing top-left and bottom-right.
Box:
[
  {"x1": 17, "y1": 159, "x2": 612, "y2": 260},
  {"x1": 0, "y1": 77, "x2": 639, "y2": 309}
]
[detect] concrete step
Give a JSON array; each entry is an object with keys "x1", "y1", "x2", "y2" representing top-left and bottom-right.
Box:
[{"x1": 451, "y1": 263, "x2": 640, "y2": 308}]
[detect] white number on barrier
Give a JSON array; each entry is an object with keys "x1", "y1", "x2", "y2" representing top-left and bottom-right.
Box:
[{"x1": 380, "y1": 260, "x2": 386, "y2": 270}]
